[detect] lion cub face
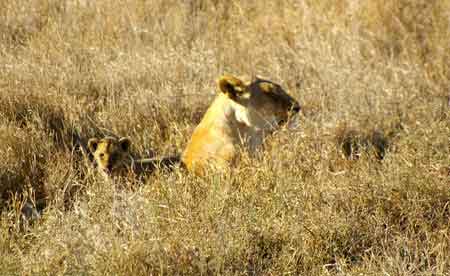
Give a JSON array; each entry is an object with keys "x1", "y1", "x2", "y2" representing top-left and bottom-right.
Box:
[
  {"x1": 219, "y1": 75, "x2": 301, "y2": 131},
  {"x1": 88, "y1": 137, "x2": 131, "y2": 175}
]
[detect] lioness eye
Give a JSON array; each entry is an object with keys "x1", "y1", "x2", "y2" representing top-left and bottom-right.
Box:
[
  {"x1": 99, "y1": 153, "x2": 105, "y2": 158},
  {"x1": 110, "y1": 154, "x2": 117, "y2": 162}
]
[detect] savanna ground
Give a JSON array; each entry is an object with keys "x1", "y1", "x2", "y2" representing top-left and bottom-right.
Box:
[{"x1": 1, "y1": 0, "x2": 450, "y2": 275}]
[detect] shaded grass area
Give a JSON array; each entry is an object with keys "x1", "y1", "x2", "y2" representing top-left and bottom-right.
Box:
[{"x1": 1, "y1": 0, "x2": 449, "y2": 275}]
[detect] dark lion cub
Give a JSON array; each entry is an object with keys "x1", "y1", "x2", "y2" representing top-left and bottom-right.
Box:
[{"x1": 88, "y1": 136, "x2": 179, "y2": 178}]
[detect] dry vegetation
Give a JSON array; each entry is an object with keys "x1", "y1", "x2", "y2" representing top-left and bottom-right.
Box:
[{"x1": 1, "y1": 0, "x2": 449, "y2": 275}]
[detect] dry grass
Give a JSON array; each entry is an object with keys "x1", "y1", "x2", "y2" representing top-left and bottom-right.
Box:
[{"x1": 1, "y1": 0, "x2": 449, "y2": 275}]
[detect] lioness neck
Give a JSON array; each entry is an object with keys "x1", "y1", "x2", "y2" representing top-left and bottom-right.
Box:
[{"x1": 182, "y1": 94, "x2": 262, "y2": 174}]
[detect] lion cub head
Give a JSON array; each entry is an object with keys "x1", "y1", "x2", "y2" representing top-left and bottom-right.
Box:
[
  {"x1": 88, "y1": 136, "x2": 131, "y2": 176},
  {"x1": 182, "y1": 74, "x2": 301, "y2": 175}
]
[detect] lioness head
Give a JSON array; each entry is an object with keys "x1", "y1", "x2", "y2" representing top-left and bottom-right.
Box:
[
  {"x1": 87, "y1": 137, "x2": 131, "y2": 175},
  {"x1": 218, "y1": 75, "x2": 301, "y2": 131}
]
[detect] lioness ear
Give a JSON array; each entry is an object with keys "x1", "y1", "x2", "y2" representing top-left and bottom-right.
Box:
[
  {"x1": 259, "y1": 82, "x2": 274, "y2": 93},
  {"x1": 88, "y1": 138, "x2": 99, "y2": 153},
  {"x1": 218, "y1": 75, "x2": 246, "y2": 98},
  {"x1": 252, "y1": 75, "x2": 262, "y2": 82},
  {"x1": 119, "y1": 137, "x2": 131, "y2": 152}
]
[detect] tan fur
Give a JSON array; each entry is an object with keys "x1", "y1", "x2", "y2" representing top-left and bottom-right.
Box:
[
  {"x1": 88, "y1": 136, "x2": 179, "y2": 178},
  {"x1": 182, "y1": 74, "x2": 301, "y2": 175}
]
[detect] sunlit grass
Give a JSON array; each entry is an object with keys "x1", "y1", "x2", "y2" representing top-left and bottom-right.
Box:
[{"x1": 1, "y1": 0, "x2": 449, "y2": 274}]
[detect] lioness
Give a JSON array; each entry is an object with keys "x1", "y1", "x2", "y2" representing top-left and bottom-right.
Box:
[
  {"x1": 182, "y1": 74, "x2": 301, "y2": 175},
  {"x1": 88, "y1": 136, "x2": 179, "y2": 178}
]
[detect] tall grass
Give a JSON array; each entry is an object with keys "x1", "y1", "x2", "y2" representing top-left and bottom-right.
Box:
[{"x1": 1, "y1": 0, "x2": 449, "y2": 274}]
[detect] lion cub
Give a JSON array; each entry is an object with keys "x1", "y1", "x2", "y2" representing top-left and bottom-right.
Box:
[
  {"x1": 182, "y1": 74, "x2": 301, "y2": 175},
  {"x1": 88, "y1": 136, "x2": 179, "y2": 178}
]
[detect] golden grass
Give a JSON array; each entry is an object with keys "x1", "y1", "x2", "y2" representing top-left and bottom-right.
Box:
[{"x1": 1, "y1": 0, "x2": 449, "y2": 274}]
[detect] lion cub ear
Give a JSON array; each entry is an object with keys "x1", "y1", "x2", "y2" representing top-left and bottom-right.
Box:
[
  {"x1": 118, "y1": 137, "x2": 131, "y2": 152},
  {"x1": 218, "y1": 75, "x2": 247, "y2": 99},
  {"x1": 88, "y1": 138, "x2": 99, "y2": 153}
]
